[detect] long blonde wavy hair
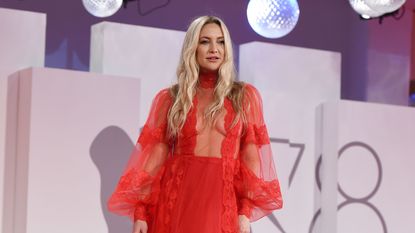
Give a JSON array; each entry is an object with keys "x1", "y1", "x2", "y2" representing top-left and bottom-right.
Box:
[{"x1": 167, "y1": 16, "x2": 245, "y2": 138}]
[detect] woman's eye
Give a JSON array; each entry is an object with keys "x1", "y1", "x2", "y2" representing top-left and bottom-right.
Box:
[
  {"x1": 200, "y1": 40, "x2": 209, "y2": 44},
  {"x1": 218, "y1": 40, "x2": 225, "y2": 44}
]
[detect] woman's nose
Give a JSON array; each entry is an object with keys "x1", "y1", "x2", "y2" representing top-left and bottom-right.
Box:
[{"x1": 209, "y1": 43, "x2": 218, "y2": 53}]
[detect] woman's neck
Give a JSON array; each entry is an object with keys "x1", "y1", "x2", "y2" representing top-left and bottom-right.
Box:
[{"x1": 198, "y1": 72, "x2": 218, "y2": 89}]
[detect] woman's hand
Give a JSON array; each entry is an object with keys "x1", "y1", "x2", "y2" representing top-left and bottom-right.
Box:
[
  {"x1": 238, "y1": 214, "x2": 250, "y2": 233},
  {"x1": 132, "y1": 219, "x2": 148, "y2": 233}
]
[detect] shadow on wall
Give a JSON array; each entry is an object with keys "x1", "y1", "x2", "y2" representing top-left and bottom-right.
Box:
[{"x1": 90, "y1": 126, "x2": 134, "y2": 233}]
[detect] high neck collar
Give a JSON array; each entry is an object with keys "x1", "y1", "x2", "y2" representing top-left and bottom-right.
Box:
[{"x1": 198, "y1": 72, "x2": 218, "y2": 89}]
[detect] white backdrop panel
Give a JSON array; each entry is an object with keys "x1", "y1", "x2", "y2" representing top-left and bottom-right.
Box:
[
  {"x1": 367, "y1": 49, "x2": 410, "y2": 105},
  {"x1": 90, "y1": 22, "x2": 185, "y2": 127},
  {"x1": 0, "y1": 8, "x2": 45, "y2": 232},
  {"x1": 239, "y1": 42, "x2": 341, "y2": 233},
  {"x1": 4, "y1": 68, "x2": 141, "y2": 233},
  {"x1": 322, "y1": 100, "x2": 415, "y2": 233}
]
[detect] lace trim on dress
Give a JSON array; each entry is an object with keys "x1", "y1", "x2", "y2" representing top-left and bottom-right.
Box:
[
  {"x1": 164, "y1": 159, "x2": 186, "y2": 226},
  {"x1": 198, "y1": 72, "x2": 217, "y2": 89},
  {"x1": 221, "y1": 99, "x2": 240, "y2": 233},
  {"x1": 161, "y1": 97, "x2": 198, "y2": 229},
  {"x1": 243, "y1": 124, "x2": 270, "y2": 146},
  {"x1": 134, "y1": 204, "x2": 148, "y2": 221},
  {"x1": 138, "y1": 123, "x2": 168, "y2": 146}
]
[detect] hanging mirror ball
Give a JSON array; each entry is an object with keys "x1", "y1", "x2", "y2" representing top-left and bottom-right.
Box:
[
  {"x1": 348, "y1": 0, "x2": 384, "y2": 18},
  {"x1": 82, "y1": 0, "x2": 123, "y2": 18},
  {"x1": 364, "y1": 0, "x2": 406, "y2": 13},
  {"x1": 247, "y1": 0, "x2": 300, "y2": 39}
]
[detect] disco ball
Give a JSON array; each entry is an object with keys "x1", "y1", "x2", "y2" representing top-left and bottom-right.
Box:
[
  {"x1": 82, "y1": 0, "x2": 123, "y2": 18},
  {"x1": 364, "y1": 0, "x2": 406, "y2": 13},
  {"x1": 247, "y1": 0, "x2": 300, "y2": 39},
  {"x1": 348, "y1": 0, "x2": 384, "y2": 18}
]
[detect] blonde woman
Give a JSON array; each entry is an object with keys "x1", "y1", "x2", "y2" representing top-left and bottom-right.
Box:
[{"x1": 108, "y1": 15, "x2": 283, "y2": 233}]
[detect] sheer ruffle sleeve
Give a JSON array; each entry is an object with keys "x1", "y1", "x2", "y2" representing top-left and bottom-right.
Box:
[
  {"x1": 235, "y1": 83, "x2": 283, "y2": 221},
  {"x1": 108, "y1": 88, "x2": 173, "y2": 222}
]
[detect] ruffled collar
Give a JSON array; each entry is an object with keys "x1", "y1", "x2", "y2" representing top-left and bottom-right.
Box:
[{"x1": 198, "y1": 72, "x2": 218, "y2": 89}]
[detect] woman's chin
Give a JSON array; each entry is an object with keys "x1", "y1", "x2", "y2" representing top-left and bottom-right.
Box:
[{"x1": 200, "y1": 66, "x2": 220, "y2": 73}]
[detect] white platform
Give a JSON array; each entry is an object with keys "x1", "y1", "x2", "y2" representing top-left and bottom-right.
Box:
[
  {"x1": 90, "y1": 22, "x2": 185, "y2": 127},
  {"x1": 4, "y1": 67, "x2": 140, "y2": 233}
]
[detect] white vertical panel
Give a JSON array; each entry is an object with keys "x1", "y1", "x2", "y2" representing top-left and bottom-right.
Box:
[
  {"x1": 239, "y1": 41, "x2": 341, "y2": 233},
  {"x1": 90, "y1": 22, "x2": 185, "y2": 126},
  {"x1": 319, "y1": 102, "x2": 339, "y2": 233},
  {"x1": 2, "y1": 71, "x2": 21, "y2": 233},
  {"x1": 0, "y1": 8, "x2": 46, "y2": 232},
  {"x1": 5, "y1": 68, "x2": 140, "y2": 233},
  {"x1": 323, "y1": 100, "x2": 415, "y2": 233}
]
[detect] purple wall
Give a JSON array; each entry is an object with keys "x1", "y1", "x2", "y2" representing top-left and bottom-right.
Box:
[{"x1": 0, "y1": 0, "x2": 412, "y2": 102}]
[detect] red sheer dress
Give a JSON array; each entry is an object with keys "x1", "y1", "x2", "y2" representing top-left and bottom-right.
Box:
[{"x1": 108, "y1": 73, "x2": 283, "y2": 233}]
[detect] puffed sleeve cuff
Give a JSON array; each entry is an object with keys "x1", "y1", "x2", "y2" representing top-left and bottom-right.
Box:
[
  {"x1": 238, "y1": 199, "x2": 253, "y2": 219},
  {"x1": 134, "y1": 204, "x2": 148, "y2": 222}
]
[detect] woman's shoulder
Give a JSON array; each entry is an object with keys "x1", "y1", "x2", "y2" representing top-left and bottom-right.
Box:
[
  {"x1": 150, "y1": 87, "x2": 176, "y2": 108},
  {"x1": 154, "y1": 85, "x2": 178, "y2": 100},
  {"x1": 232, "y1": 81, "x2": 260, "y2": 97}
]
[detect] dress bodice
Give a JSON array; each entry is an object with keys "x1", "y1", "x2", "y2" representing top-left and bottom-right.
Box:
[{"x1": 174, "y1": 73, "x2": 242, "y2": 159}]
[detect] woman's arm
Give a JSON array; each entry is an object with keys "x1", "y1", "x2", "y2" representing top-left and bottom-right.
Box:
[
  {"x1": 235, "y1": 84, "x2": 283, "y2": 222},
  {"x1": 108, "y1": 89, "x2": 173, "y2": 222}
]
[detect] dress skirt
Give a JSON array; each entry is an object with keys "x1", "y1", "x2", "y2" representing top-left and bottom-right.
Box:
[{"x1": 150, "y1": 155, "x2": 226, "y2": 233}]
